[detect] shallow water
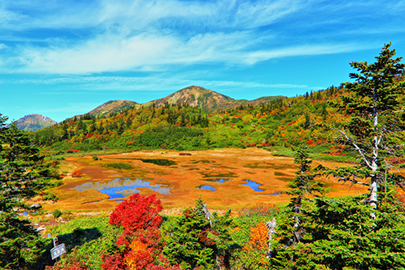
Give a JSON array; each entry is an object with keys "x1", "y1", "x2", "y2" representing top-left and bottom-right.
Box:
[
  {"x1": 196, "y1": 185, "x2": 216, "y2": 192},
  {"x1": 73, "y1": 178, "x2": 172, "y2": 199},
  {"x1": 241, "y1": 179, "x2": 264, "y2": 192},
  {"x1": 205, "y1": 178, "x2": 232, "y2": 183}
]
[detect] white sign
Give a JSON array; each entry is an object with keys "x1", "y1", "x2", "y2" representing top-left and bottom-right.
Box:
[{"x1": 51, "y1": 243, "x2": 66, "y2": 260}]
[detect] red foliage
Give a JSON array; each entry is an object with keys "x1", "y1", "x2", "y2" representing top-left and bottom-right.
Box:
[
  {"x1": 389, "y1": 158, "x2": 405, "y2": 165},
  {"x1": 72, "y1": 170, "x2": 83, "y2": 177},
  {"x1": 109, "y1": 194, "x2": 163, "y2": 231},
  {"x1": 246, "y1": 143, "x2": 257, "y2": 147},
  {"x1": 84, "y1": 133, "x2": 93, "y2": 139},
  {"x1": 101, "y1": 253, "x2": 129, "y2": 270},
  {"x1": 65, "y1": 148, "x2": 79, "y2": 153},
  {"x1": 261, "y1": 142, "x2": 273, "y2": 147},
  {"x1": 306, "y1": 139, "x2": 315, "y2": 146}
]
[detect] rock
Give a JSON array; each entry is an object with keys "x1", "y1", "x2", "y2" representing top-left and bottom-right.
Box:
[
  {"x1": 30, "y1": 203, "x2": 41, "y2": 209},
  {"x1": 36, "y1": 226, "x2": 46, "y2": 232}
]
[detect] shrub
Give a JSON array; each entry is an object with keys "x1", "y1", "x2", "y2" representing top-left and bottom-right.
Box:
[
  {"x1": 109, "y1": 193, "x2": 162, "y2": 232},
  {"x1": 72, "y1": 170, "x2": 83, "y2": 177},
  {"x1": 53, "y1": 209, "x2": 63, "y2": 219},
  {"x1": 44, "y1": 192, "x2": 58, "y2": 202}
]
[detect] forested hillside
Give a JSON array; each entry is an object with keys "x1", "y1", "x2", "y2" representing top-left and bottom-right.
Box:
[{"x1": 32, "y1": 83, "x2": 381, "y2": 161}]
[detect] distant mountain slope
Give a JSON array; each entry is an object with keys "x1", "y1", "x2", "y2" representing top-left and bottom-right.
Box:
[
  {"x1": 87, "y1": 100, "x2": 140, "y2": 118},
  {"x1": 16, "y1": 114, "x2": 57, "y2": 131},
  {"x1": 143, "y1": 85, "x2": 283, "y2": 113}
]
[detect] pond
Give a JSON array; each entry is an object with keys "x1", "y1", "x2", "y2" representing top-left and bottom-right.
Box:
[
  {"x1": 73, "y1": 178, "x2": 172, "y2": 199},
  {"x1": 241, "y1": 179, "x2": 264, "y2": 192},
  {"x1": 205, "y1": 178, "x2": 232, "y2": 183},
  {"x1": 196, "y1": 185, "x2": 216, "y2": 192}
]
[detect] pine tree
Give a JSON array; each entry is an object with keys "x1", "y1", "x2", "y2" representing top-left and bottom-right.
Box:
[
  {"x1": 162, "y1": 198, "x2": 233, "y2": 269},
  {"x1": 333, "y1": 42, "x2": 405, "y2": 218},
  {"x1": 0, "y1": 116, "x2": 50, "y2": 269},
  {"x1": 272, "y1": 145, "x2": 324, "y2": 268},
  {"x1": 286, "y1": 145, "x2": 324, "y2": 243}
]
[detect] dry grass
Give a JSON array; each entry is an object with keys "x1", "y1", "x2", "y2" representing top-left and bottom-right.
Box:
[{"x1": 43, "y1": 148, "x2": 367, "y2": 214}]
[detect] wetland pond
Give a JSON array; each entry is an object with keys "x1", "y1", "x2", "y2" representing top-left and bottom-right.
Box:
[{"x1": 73, "y1": 178, "x2": 172, "y2": 199}]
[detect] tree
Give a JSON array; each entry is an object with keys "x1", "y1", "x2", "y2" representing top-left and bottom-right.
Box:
[
  {"x1": 333, "y1": 42, "x2": 405, "y2": 218},
  {"x1": 271, "y1": 145, "x2": 324, "y2": 268},
  {"x1": 285, "y1": 145, "x2": 324, "y2": 244},
  {"x1": 162, "y1": 198, "x2": 233, "y2": 269},
  {"x1": 0, "y1": 115, "x2": 50, "y2": 269}
]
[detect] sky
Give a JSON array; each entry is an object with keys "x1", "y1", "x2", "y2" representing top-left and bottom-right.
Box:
[{"x1": 1, "y1": 0, "x2": 405, "y2": 123}]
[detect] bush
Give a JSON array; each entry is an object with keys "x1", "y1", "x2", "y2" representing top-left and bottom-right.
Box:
[
  {"x1": 53, "y1": 209, "x2": 63, "y2": 219},
  {"x1": 72, "y1": 170, "x2": 83, "y2": 177},
  {"x1": 109, "y1": 193, "x2": 162, "y2": 231},
  {"x1": 44, "y1": 192, "x2": 58, "y2": 202}
]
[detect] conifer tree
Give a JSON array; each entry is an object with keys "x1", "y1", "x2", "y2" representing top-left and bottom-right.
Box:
[
  {"x1": 285, "y1": 145, "x2": 324, "y2": 244},
  {"x1": 333, "y1": 42, "x2": 405, "y2": 218},
  {"x1": 0, "y1": 116, "x2": 50, "y2": 269},
  {"x1": 163, "y1": 198, "x2": 233, "y2": 269}
]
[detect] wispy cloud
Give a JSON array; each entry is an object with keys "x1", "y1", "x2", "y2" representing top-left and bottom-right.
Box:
[
  {"x1": 1, "y1": 75, "x2": 314, "y2": 91},
  {"x1": 0, "y1": 0, "x2": 403, "y2": 75}
]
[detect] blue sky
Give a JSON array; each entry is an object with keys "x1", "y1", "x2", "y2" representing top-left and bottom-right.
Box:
[{"x1": 1, "y1": 0, "x2": 405, "y2": 122}]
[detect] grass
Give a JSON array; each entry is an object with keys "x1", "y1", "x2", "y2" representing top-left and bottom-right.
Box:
[
  {"x1": 101, "y1": 162, "x2": 134, "y2": 170},
  {"x1": 270, "y1": 145, "x2": 355, "y2": 163},
  {"x1": 48, "y1": 215, "x2": 122, "y2": 270}
]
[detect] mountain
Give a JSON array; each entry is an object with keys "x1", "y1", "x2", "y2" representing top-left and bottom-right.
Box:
[
  {"x1": 143, "y1": 85, "x2": 283, "y2": 113},
  {"x1": 16, "y1": 114, "x2": 57, "y2": 132},
  {"x1": 67, "y1": 86, "x2": 285, "y2": 122},
  {"x1": 86, "y1": 100, "x2": 140, "y2": 118}
]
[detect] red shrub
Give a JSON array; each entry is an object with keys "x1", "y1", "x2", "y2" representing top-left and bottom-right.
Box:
[
  {"x1": 72, "y1": 170, "x2": 83, "y2": 178},
  {"x1": 109, "y1": 194, "x2": 163, "y2": 231}
]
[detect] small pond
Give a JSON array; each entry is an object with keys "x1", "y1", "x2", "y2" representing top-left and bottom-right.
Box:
[
  {"x1": 241, "y1": 179, "x2": 264, "y2": 192},
  {"x1": 205, "y1": 178, "x2": 232, "y2": 183},
  {"x1": 73, "y1": 178, "x2": 172, "y2": 199},
  {"x1": 196, "y1": 185, "x2": 216, "y2": 192},
  {"x1": 269, "y1": 192, "x2": 284, "y2": 195}
]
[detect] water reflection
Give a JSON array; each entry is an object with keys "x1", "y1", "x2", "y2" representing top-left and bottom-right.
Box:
[
  {"x1": 196, "y1": 185, "x2": 216, "y2": 192},
  {"x1": 241, "y1": 179, "x2": 264, "y2": 192},
  {"x1": 269, "y1": 192, "x2": 284, "y2": 195},
  {"x1": 73, "y1": 178, "x2": 172, "y2": 199},
  {"x1": 205, "y1": 178, "x2": 232, "y2": 183}
]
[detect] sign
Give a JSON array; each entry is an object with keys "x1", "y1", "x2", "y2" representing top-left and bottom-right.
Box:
[{"x1": 51, "y1": 243, "x2": 66, "y2": 260}]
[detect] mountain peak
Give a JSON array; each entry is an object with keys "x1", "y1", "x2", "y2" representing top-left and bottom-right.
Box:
[
  {"x1": 145, "y1": 85, "x2": 235, "y2": 112},
  {"x1": 16, "y1": 114, "x2": 57, "y2": 131}
]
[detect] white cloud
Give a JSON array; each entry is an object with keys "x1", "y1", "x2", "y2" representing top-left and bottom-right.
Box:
[
  {"x1": 2, "y1": 75, "x2": 314, "y2": 91},
  {"x1": 0, "y1": 0, "x2": 402, "y2": 75}
]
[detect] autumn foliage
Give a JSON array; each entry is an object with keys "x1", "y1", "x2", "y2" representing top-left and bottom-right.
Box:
[
  {"x1": 101, "y1": 194, "x2": 181, "y2": 270},
  {"x1": 109, "y1": 193, "x2": 163, "y2": 231},
  {"x1": 72, "y1": 170, "x2": 83, "y2": 177},
  {"x1": 244, "y1": 222, "x2": 269, "y2": 251}
]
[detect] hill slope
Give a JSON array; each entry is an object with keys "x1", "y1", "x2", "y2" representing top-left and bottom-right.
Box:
[
  {"x1": 144, "y1": 86, "x2": 241, "y2": 113},
  {"x1": 16, "y1": 114, "x2": 57, "y2": 131},
  {"x1": 86, "y1": 100, "x2": 140, "y2": 118}
]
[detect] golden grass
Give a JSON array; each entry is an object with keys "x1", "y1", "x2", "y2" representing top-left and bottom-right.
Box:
[{"x1": 43, "y1": 148, "x2": 368, "y2": 214}]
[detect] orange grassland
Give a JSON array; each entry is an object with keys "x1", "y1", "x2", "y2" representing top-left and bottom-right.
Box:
[{"x1": 44, "y1": 148, "x2": 368, "y2": 214}]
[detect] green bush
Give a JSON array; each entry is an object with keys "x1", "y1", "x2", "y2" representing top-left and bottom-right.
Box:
[{"x1": 52, "y1": 209, "x2": 63, "y2": 219}]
